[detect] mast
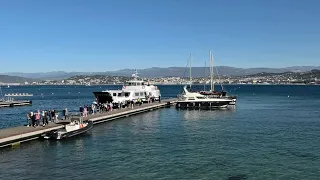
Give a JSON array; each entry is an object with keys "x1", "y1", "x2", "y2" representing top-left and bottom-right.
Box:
[
  {"x1": 204, "y1": 62, "x2": 206, "y2": 91},
  {"x1": 189, "y1": 54, "x2": 192, "y2": 88},
  {"x1": 209, "y1": 50, "x2": 214, "y2": 92}
]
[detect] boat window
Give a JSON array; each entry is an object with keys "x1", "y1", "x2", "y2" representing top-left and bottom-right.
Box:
[
  {"x1": 140, "y1": 92, "x2": 144, "y2": 96},
  {"x1": 197, "y1": 97, "x2": 205, "y2": 99},
  {"x1": 118, "y1": 93, "x2": 122, "y2": 96},
  {"x1": 137, "y1": 82, "x2": 140, "y2": 86},
  {"x1": 135, "y1": 92, "x2": 139, "y2": 96},
  {"x1": 125, "y1": 93, "x2": 130, "y2": 97},
  {"x1": 113, "y1": 93, "x2": 116, "y2": 96},
  {"x1": 188, "y1": 98, "x2": 195, "y2": 100},
  {"x1": 142, "y1": 82, "x2": 144, "y2": 85}
]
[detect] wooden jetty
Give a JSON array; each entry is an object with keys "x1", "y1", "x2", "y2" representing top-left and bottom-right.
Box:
[
  {"x1": 0, "y1": 100, "x2": 32, "y2": 108},
  {"x1": 0, "y1": 98, "x2": 176, "y2": 148}
]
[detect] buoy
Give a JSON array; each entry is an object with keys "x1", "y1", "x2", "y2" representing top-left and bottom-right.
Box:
[{"x1": 288, "y1": 95, "x2": 290, "y2": 97}]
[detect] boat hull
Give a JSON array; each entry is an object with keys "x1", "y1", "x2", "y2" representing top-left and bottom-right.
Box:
[
  {"x1": 176, "y1": 101, "x2": 231, "y2": 109},
  {"x1": 41, "y1": 121, "x2": 93, "y2": 140}
]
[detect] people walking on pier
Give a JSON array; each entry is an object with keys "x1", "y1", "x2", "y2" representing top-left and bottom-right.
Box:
[
  {"x1": 26, "y1": 112, "x2": 31, "y2": 127},
  {"x1": 51, "y1": 110, "x2": 55, "y2": 121},
  {"x1": 91, "y1": 104, "x2": 96, "y2": 115},
  {"x1": 48, "y1": 110, "x2": 52, "y2": 122},
  {"x1": 79, "y1": 106, "x2": 84, "y2": 116},
  {"x1": 31, "y1": 111, "x2": 36, "y2": 127},
  {"x1": 83, "y1": 106, "x2": 88, "y2": 117},
  {"x1": 42, "y1": 110, "x2": 48, "y2": 126},
  {"x1": 62, "y1": 108, "x2": 68, "y2": 120},
  {"x1": 35, "y1": 110, "x2": 40, "y2": 127}
]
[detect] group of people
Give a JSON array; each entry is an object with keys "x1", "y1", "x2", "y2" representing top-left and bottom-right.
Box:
[
  {"x1": 26, "y1": 109, "x2": 57, "y2": 127},
  {"x1": 79, "y1": 104, "x2": 96, "y2": 117}
]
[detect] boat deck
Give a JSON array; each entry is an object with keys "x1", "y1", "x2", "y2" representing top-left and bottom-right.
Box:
[{"x1": 0, "y1": 98, "x2": 177, "y2": 148}]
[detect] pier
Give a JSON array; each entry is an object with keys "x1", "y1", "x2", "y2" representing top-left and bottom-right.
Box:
[
  {"x1": 4, "y1": 93, "x2": 33, "y2": 97},
  {"x1": 0, "y1": 98, "x2": 176, "y2": 148},
  {"x1": 0, "y1": 100, "x2": 32, "y2": 108}
]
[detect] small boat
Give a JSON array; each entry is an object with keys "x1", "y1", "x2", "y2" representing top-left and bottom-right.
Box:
[{"x1": 41, "y1": 119, "x2": 93, "y2": 140}]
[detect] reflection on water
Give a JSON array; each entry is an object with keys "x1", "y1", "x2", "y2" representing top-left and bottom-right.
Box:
[{"x1": 180, "y1": 106, "x2": 236, "y2": 121}]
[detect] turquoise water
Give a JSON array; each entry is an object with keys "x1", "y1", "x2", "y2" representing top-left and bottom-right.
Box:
[{"x1": 1, "y1": 85, "x2": 320, "y2": 179}]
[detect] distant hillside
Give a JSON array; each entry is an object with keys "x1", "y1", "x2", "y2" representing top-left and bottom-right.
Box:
[
  {"x1": 243, "y1": 69, "x2": 320, "y2": 79},
  {"x1": 0, "y1": 75, "x2": 35, "y2": 83},
  {"x1": 2, "y1": 66, "x2": 320, "y2": 79}
]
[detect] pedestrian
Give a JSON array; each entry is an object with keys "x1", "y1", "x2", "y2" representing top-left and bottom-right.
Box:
[
  {"x1": 51, "y1": 110, "x2": 55, "y2": 121},
  {"x1": 26, "y1": 112, "x2": 31, "y2": 127},
  {"x1": 43, "y1": 110, "x2": 49, "y2": 126},
  {"x1": 91, "y1": 104, "x2": 95, "y2": 115},
  {"x1": 83, "y1": 106, "x2": 88, "y2": 117},
  {"x1": 42, "y1": 110, "x2": 46, "y2": 126},
  {"x1": 35, "y1": 111, "x2": 40, "y2": 127},
  {"x1": 48, "y1": 110, "x2": 52, "y2": 122},
  {"x1": 64, "y1": 108, "x2": 68, "y2": 120},
  {"x1": 31, "y1": 111, "x2": 35, "y2": 127},
  {"x1": 79, "y1": 106, "x2": 84, "y2": 116}
]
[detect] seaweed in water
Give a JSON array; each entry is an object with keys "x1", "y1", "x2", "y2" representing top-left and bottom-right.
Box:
[{"x1": 227, "y1": 174, "x2": 248, "y2": 180}]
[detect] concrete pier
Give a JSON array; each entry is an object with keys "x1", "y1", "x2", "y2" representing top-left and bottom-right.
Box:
[
  {"x1": 0, "y1": 100, "x2": 32, "y2": 108},
  {"x1": 0, "y1": 98, "x2": 176, "y2": 148}
]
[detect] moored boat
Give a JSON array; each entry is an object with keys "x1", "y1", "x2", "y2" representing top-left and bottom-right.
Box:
[
  {"x1": 93, "y1": 70, "x2": 161, "y2": 106},
  {"x1": 176, "y1": 86, "x2": 232, "y2": 109},
  {"x1": 41, "y1": 119, "x2": 93, "y2": 140}
]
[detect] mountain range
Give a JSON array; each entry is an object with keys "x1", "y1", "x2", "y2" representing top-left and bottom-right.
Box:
[
  {"x1": 1, "y1": 66, "x2": 320, "y2": 80},
  {"x1": 0, "y1": 75, "x2": 35, "y2": 84}
]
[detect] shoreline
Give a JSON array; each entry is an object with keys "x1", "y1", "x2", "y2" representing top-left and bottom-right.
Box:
[{"x1": 1, "y1": 83, "x2": 319, "y2": 86}]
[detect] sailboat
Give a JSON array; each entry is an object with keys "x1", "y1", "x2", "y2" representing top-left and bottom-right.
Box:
[
  {"x1": 199, "y1": 51, "x2": 237, "y2": 105},
  {"x1": 176, "y1": 54, "x2": 233, "y2": 109}
]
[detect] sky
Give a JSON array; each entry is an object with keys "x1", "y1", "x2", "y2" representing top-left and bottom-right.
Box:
[{"x1": 0, "y1": 0, "x2": 320, "y2": 73}]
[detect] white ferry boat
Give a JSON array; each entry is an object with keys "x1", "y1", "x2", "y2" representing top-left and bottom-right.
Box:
[{"x1": 93, "y1": 70, "x2": 161, "y2": 105}]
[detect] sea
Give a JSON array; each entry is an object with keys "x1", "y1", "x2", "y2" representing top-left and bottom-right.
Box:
[{"x1": 0, "y1": 85, "x2": 320, "y2": 180}]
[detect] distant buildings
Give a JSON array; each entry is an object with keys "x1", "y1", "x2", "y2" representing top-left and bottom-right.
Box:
[{"x1": 2, "y1": 70, "x2": 320, "y2": 86}]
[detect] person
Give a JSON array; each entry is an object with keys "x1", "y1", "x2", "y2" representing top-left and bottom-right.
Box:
[
  {"x1": 34, "y1": 111, "x2": 40, "y2": 127},
  {"x1": 79, "y1": 106, "x2": 84, "y2": 116},
  {"x1": 48, "y1": 110, "x2": 52, "y2": 122},
  {"x1": 51, "y1": 110, "x2": 55, "y2": 121},
  {"x1": 64, "y1": 108, "x2": 68, "y2": 120},
  {"x1": 43, "y1": 110, "x2": 49, "y2": 126},
  {"x1": 26, "y1": 112, "x2": 31, "y2": 127},
  {"x1": 91, "y1": 104, "x2": 95, "y2": 115},
  {"x1": 42, "y1": 110, "x2": 46, "y2": 126},
  {"x1": 83, "y1": 106, "x2": 88, "y2": 117},
  {"x1": 31, "y1": 111, "x2": 36, "y2": 127},
  {"x1": 159, "y1": 95, "x2": 161, "y2": 103}
]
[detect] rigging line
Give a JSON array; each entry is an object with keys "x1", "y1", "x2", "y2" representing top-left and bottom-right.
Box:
[{"x1": 182, "y1": 56, "x2": 190, "y2": 83}]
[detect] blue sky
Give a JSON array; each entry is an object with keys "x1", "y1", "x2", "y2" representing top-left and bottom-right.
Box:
[{"x1": 1, "y1": 0, "x2": 320, "y2": 72}]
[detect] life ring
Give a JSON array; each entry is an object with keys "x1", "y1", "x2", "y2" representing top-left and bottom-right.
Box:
[{"x1": 80, "y1": 124, "x2": 84, "y2": 128}]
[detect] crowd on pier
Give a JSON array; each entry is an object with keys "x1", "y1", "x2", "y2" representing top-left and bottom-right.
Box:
[
  {"x1": 26, "y1": 109, "x2": 68, "y2": 127},
  {"x1": 25, "y1": 97, "x2": 160, "y2": 127}
]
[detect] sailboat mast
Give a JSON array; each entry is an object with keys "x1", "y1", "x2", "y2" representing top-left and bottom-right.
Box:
[
  {"x1": 211, "y1": 52, "x2": 214, "y2": 91},
  {"x1": 210, "y1": 50, "x2": 214, "y2": 92},
  {"x1": 189, "y1": 54, "x2": 192, "y2": 88},
  {"x1": 204, "y1": 62, "x2": 206, "y2": 91}
]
